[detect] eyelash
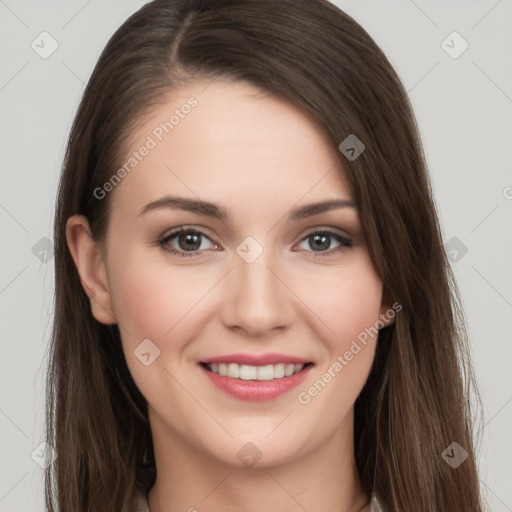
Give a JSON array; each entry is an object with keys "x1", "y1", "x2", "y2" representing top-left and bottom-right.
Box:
[{"x1": 158, "y1": 226, "x2": 354, "y2": 258}]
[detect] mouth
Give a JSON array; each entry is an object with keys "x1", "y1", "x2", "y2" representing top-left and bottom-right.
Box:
[
  {"x1": 198, "y1": 358, "x2": 314, "y2": 401},
  {"x1": 200, "y1": 361, "x2": 314, "y2": 381}
]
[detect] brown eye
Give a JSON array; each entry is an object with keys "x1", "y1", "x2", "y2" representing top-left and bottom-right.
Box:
[
  {"x1": 297, "y1": 230, "x2": 353, "y2": 255},
  {"x1": 160, "y1": 228, "x2": 218, "y2": 257}
]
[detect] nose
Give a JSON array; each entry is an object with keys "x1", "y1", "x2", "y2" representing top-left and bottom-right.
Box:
[{"x1": 219, "y1": 247, "x2": 293, "y2": 337}]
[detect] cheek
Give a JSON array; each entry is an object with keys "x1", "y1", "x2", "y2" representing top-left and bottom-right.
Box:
[
  {"x1": 294, "y1": 257, "x2": 383, "y2": 406},
  {"x1": 107, "y1": 248, "x2": 213, "y2": 345},
  {"x1": 304, "y1": 258, "x2": 383, "y2": 350},
  {"x1": 106, "y1": 250, "x2": 212, "y2": 400},
  {"x1": 292, "y1": 273, "x2": 382, "y2": 436}
]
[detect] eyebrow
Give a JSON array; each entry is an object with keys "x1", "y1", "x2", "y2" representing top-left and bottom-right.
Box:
[{"x1": 139, "y1": 195, "x2": 357, "y2": 221}]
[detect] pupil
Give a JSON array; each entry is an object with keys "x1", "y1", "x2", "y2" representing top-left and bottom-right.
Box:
[
  {"x1": 179, "y1": 232, "x2": 201, "y2": 251},
  {"x1": 311, "y1": 234, "x2": 329, "y2": 251}
]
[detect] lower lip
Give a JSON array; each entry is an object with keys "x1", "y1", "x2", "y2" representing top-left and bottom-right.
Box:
[{"x1": 199, "y1": 364, "x2": 313, "y2": 401}]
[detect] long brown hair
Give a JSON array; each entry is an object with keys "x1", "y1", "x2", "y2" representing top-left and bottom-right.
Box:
[{"x1": 46, "y1": 0, "x2": 484, "y2": 510}]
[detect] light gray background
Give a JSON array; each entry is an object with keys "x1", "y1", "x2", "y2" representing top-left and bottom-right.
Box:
[{"x1": 1, "y1": 1, "x2": 511, "y2": 510}]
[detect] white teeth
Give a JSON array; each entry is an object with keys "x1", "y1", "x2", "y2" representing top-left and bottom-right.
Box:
[
  {"x1": 257, "y1": 365, "x2": 274, "y2": 381},
  {"x1": 285, "y1": 364, "x2": 295, "y2": 377},
  {"x1": 227, "y1": 363, "x2": 240, "y2": 378},
  {"x1": 273, "y1": 363, "x2": 285, "y2": 378},
  {"x1": 205, "y1": 362, "x2": 306, "y2": 380},
  {"x1": 240, "y1": 365, "x2": 258, "y2": 380}
]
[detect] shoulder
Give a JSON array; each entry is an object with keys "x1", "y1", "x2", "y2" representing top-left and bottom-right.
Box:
[
  {"x1": 132, "y1": 489, "x2": 150, "y2": 512},
  {"x1": 131, "y1": 490, "x2": 385, "y2": 512},
  {"x1": 370, "y1": 492, "x2": 387, "y2": 511},
  {"x1": 361, "y1": 492, "x2": 386, "y2": 512}
]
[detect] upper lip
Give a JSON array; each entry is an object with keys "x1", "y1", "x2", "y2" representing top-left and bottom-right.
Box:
[{"x1": 200, "y1": 353, "x2": 312, "y2": 366}]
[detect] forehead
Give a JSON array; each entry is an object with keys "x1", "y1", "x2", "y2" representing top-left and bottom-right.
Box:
[{"x1": 109, "y1": 79, "x2": 353, "y2": 217}]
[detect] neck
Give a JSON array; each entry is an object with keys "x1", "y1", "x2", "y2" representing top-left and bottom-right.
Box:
[{"x1": 147, "y1": 408, "x2": 370, "y2": 512}]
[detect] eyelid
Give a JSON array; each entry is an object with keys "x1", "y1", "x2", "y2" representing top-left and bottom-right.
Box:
[{"x1": 299, "y1": 225, "x2": 353, "y2": 240}]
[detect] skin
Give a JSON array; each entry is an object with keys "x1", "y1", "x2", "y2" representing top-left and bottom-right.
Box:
[{"x1": 66, "y1": 79, "x2": 394, "y2": 512}]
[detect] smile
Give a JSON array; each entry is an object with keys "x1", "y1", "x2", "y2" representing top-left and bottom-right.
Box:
[
  {"x1": 202, "y1": 362, "x2": 309, "y2": 380},
  {"x1": 198, "y1": 359, "x2": 314, "y2": 401}
]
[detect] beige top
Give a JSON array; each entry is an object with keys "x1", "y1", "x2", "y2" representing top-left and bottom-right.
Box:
[{"x1": 132, "y1": 490, "x2": 385, "y2": 511}]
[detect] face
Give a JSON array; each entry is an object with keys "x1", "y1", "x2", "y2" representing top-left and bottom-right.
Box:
[{"x1": 70, "y1": 79, "x2": 393, "y2": 469}]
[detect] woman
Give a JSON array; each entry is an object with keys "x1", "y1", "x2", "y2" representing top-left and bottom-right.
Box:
[{"x1": 45, "y1": 0, "x2": 484, "y2": 510}]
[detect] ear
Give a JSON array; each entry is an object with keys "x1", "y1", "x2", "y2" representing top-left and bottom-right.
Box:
[
  {"x1": 66, "y1": 215, "x2": 116, "y2": 325},
  {"x1": 378, "y1": 285, "x2": 398, "y2": 328}
]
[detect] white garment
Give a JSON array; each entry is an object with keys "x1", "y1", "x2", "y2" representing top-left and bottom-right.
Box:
[
  {"x1": 132, "y1": 490, "x2": 385, "y2": 511},
  {"x1": 132, "y1": 490, "x2": 150, "y2": 512},
  {"x1": 367, "y1": 492, "x2": 386, "y2": 511}
]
